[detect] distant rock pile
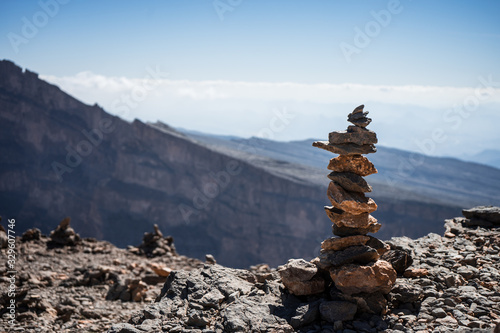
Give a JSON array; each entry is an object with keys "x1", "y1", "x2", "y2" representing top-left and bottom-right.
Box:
[
  {"x1": 48, "y1": 217, "x2": 81, "y2": 246},
  {"x1": 128, "y1": 224, "x2": 177, "y2": 257},
  {"x1": 279, "y1": 105, "x2": 397, "y2": 316}
]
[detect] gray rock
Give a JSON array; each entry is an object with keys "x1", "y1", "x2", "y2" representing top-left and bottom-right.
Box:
[
  {"x1": 221, "y1": 297, "x2": 292, "y2": 332},
  {"x1": 390, "y1": 279, "x2": 423, "y2": 304},
  {"x1": 349, "y1": 116, "x2": 372, "y2": 128},
  {"x1": 108, "y1": 323, "x2": 145, "y2": 333},
  {"x1": 327, "y1": 172, "x2": 372, "y2": 192},
  {"x1": 462, "y1": 206, "x2": 500, "y2": 224},
  {"x1": 278, "y1": 259, "x2": 325, "y2": 296},
  {"x1": 328, "y1": 129, "x2": 377, "y2": 146},
  {"x1": 352, "y1": 320, "x2": 373, "y2": 332},
  {"x1": 290, "y1": 302, "x2": 320, "y2": 329},
  {"x1": 319, "y1": 301, "x2": 357, "y2": 322},
  {"x1": 381, "y1": 249, "x2": 413, "y2": 275},
  {"x1": 431, "y1": 307, "x2": 447, "y2": 318}
]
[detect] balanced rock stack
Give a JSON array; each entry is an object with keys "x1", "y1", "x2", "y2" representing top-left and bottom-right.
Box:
[
  {"x1": 278, "y1": 106, "x2": 400, "y2": 319},
  {"x1": 312, "y1": 105, "x2": 397, "y2": 312}
]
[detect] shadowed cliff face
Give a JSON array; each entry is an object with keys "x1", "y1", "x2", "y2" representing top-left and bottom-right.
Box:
[{"x1": 0, "y1": 60, "x2": 463, "y2": 267}]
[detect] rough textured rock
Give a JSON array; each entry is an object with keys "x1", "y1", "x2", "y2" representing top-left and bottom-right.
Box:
[
  {"x1": 317, "y1": 245, "x2": 379, "y2": 269},
  {"x1": 313, "y1": 141, "x2": 377, "y2": 155},
  {"x1": 319, "y1": 301, "x2": 357, "y2": 322},
  {"x1": 327, "y1": 182, "x2": 377, "y2": 214},
  {"x1": 321, "y1": 235, "x2": 370, "y2": 252},
  {"x1": 463, "y1": 205, "x2": 500, "y2": 226},
  {"x1": 3, "y1": 212, "x2": 499, "y2": 332},
  {"x1": 325, "y1": 206, "x2": 378, "y2": 229},
  {"x1": 328, "y1": 129, "x2": 377, "y2": 146},
  {"x1": 381, "y1": 248, "x2": 414, "y2": 275},
  {"x1": 366, "y1": 236, "x2": 390, "y2": 256},
  {"x1": 278, "y1": 259, "x2": 325, "y2": 296},
  {"x1": 329, "y1": 260, "x2": 397, "y2": 295},
  {"x1": 348, "y1": 117, "x2": 372, "y2": 128},
  {"x1": 327, "y1": 154, "x2": 378, "y2": 176},
  {"x1": 327, "y1": 171, "x2": 372, "y2": 192},
  {"x1": 389, "y1": 279, "x2": 424, "y2": 304}
]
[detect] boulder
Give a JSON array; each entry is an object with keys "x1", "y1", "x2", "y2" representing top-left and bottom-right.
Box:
[
  {"x1": 462, "y1": 206, "x2": 500, "y2": 223},
  {"x1": 327, "y1": 172, "x2": 372, "y2": 192},
  {"x1": 313, "y1": 141, "x2": 377, "y2": 155},
  {"x1": 278, "y1": 259, "x2": 325, "y2": 296},
  {"x1": 327, "y1": 155, "x2": 378, "y2": 177},
  {"x1": 327, "y1": 182, "x2": 377, "y2": 215},
  {"x1": 462, "y1": 206, "x2": 500, "y2": 226},
  {"x1": 329, "y1": 260, "x2": 397, "y2": 295}
]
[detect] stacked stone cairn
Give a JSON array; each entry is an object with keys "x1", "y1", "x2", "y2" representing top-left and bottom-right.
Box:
[{"x1": 278, "y1": 105, "x2": 397, "y2": 319}]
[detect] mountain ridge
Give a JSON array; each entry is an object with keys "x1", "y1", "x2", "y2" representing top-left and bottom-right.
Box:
[{"x1": 1, "y1": 59, "x2": 497, "y2": 267}]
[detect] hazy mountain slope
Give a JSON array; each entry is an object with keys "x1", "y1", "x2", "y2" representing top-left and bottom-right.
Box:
[
  {"x1": 0, "y1": 60, "x2": 490, "y2": 267},
  {"x1": 461, "y1": 149, "x2": 500, "y2": 170},
  {"x1": 0, "y1": 60, "x2": 329, "y2": 267},
  {"x1": 180, "y1": 131, "x2": 500, "y2": 208}
]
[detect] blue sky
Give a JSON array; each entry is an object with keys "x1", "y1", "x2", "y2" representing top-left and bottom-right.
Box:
[{"x1": 1, "y1": 0, "x2": 500, "y2": 157}]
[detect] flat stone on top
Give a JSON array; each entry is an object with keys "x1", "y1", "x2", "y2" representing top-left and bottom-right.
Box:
[
  {"x1": 313, "y1": 141, "x2": 376, "y2": 155},
  {"x1": 352, "y1": 104, "x2": 364, "y2": 114}
]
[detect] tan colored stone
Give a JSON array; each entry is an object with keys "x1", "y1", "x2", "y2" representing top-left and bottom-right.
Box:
[
  {"x1": 150, "y1": 263, "x2": 172, "y2": 277},
  {"x1": 329, "y1": 260, "x2": 397, "y2": 295},
  {"x1": 327, "y1": 155, "x2": 377, "y2": 176},
  {"x1": 332, "y1": 222, "x2": 381, "y2": 236},
  {"x1": 403, "y1": 268, "x2": 429, "y2": 278},
  {"x1": 327, "y1": 182, "x2": 377, "y2": 214},
  {"x1": 324, "y1": 206, "x2": 377, "y2": 228},
  {"x1": 321, "y1": 235, "x2": 370, "y2": 252}
]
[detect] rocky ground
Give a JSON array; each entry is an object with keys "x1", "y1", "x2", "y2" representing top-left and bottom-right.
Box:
[
  {"x1": 1, "y1": 209, "x2": 500, "y2": 333},
  {"x1": 0, "y1": 220, "x2": 203, "y2": 332}
]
